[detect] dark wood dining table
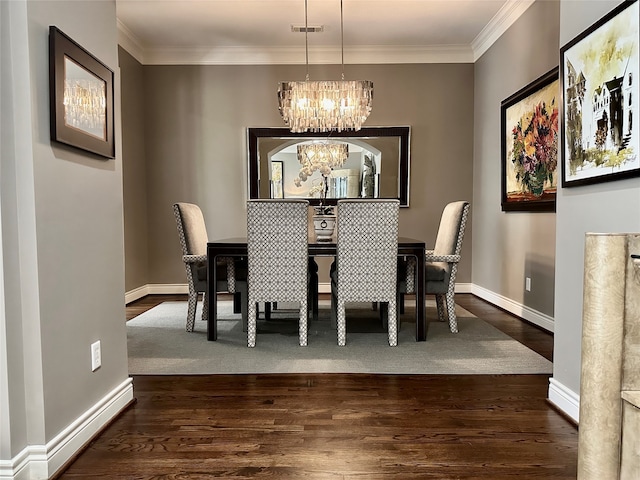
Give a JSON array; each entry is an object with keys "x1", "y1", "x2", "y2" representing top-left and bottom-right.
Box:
[{"x1": 206, "y1": 236, "x2": 427, "y2": 342}]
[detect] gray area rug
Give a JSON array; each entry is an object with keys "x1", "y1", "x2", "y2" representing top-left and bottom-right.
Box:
[{"x1": 127, "y1": 301, "x2": 552, "y2": 375}]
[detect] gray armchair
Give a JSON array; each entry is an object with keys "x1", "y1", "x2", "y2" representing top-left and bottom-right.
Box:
[
  {"x1": 173, "y1": 202, "x2": 247, "y2": 332},
  {"x1": 399, "y1": 201, "x2": 470, "y2": 333}
]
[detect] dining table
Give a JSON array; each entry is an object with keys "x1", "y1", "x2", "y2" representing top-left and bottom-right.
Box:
[{"x1": 206, "y1": 236, "x2": 427, "y2": 342}]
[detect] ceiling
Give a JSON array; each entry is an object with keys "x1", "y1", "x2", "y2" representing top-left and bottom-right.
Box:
[{"x1": 116, "y1": 0, "x2": 535, "y2": 65}]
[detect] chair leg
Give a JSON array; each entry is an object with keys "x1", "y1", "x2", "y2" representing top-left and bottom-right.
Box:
[
  {"x1": 264, "y1": 302, "x2": 272, "y2": 321},
  {"x1": 388, "y1": 298, "x2": 398, "y2": 346},
  {"x1": 201, "y1": 291, "x2": 208, "y2": 322},
  {"x1": 299, "y1": 298, "x2": 308, "y2": 346},
  {"x1": 330, "y1": 285, "x2": 337, "y2": 330},
  {"x1": 309, "y1": 258, "x2": 319, "y2": 322},
  {"x1": 445, "y1": 290, "x2": 458, "y2": 333},
  {"x1": 337, "y1": 299, "x2": 347, "y2": 346},
  {"x1": 233, "y1": 291, "x2": 242, "y2": 313},
  {"x1": 380, "y1": 302, "x2": 389, "y2": 329},
  {"x1": 247, "y1": 299, "x2": 257, "y2": 347},
  {"x1": 186, "y1": 288, "x2": 198, "y2": 332},
  {"x1": 399, "y1": 293, "x2": 405, "y2": 314},
  {"x1": 312, "y1": 275, "x2": 318, "y2": 323},
  {"x1": 435, "y1": 294, "x2": 447, "y2": 323},
  {"x1": 237, "y1": 282, "x2": 248, "y2": 332}
]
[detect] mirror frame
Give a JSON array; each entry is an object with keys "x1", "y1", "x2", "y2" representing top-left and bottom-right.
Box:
[{"x1": 247, "y1": 126, "x2": 411, "y2": 207}]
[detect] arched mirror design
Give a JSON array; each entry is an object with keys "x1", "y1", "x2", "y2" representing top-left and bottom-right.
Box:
[{"x1": 247, "y1": 126, "x2": 411, "y2": 206}]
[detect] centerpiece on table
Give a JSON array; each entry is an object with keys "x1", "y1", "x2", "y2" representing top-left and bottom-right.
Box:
[{"x1": 293, "y1": 141, "x2": 348, "y2": 241}]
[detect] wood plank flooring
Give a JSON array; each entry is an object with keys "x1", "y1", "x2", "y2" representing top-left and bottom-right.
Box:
[{"x1": 56, "y1": 294, "x2": 577, "y2": 479}]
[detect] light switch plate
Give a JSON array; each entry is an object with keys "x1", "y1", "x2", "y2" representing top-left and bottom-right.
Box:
[{"x1": 91, "y1": 341, "x2": 101, "y2": 371}]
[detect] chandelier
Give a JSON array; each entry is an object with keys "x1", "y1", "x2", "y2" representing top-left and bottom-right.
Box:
[
  {"x1": 293, "y1": 142, "x2": 348, "y2": 187},
  {"x1": 277, "y1": 0, "x2": 373, "y2": 133}
]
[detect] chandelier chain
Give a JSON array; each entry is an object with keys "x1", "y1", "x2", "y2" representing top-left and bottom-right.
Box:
[
  {"x1": 305, "y1": 0, "x2": 309, "y2": 80},
  {"x1": 341, "y1": 0, "x2": 345, "y2": 80}
]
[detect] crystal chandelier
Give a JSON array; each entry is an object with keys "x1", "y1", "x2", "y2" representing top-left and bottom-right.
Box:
[
  {"x1": 294, "y1": 142, "x2": 348, "y2": 187},
  {"x1": 278, "y1": 0, "x2": 373, "y2": 133}
]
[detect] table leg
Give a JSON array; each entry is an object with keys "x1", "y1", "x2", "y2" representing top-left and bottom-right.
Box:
[
  {"x1": 415, "y1": 251, "x2": 426, "y2": 341},
  {"x1": 207, "y1": 251, "x2": 218, "y2": 341}
]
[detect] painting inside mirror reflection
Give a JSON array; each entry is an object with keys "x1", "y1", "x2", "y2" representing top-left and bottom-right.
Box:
[{"x1": 247, "y1": 127, "x2": 410, "y2": 206}]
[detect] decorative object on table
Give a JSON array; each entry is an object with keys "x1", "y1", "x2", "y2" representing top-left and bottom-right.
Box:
[
  {"x1": 294, "y1": 140, "x2": 347, "y2": 241},
  {"x1": 173, "y1": 202, "x2": 247, "y2": 332},
  {"x1": 398, "y1": 201, "x2": 470, "y2": 334},
  {"x1": 501, "y1": 68, "x2": 559, "y2": 212},
  {"x1": 362, "y1": 154, "x2": 377, "y2": 198},
  {"x1": 270, "y1": 161, "x2": 284, "y2": 199},
  {"x1": 310, "y1": 176, "x2": 336, "y2": 241},
  {"x1": 246, "y1": 199, "x2": 310, "y2": 347},
  {"x1": 49, "y1": 26, "x2": 115, "y2": 159},
  {"x1": 277, "y1": 0, "x2": 373, "y2": 133},
  {"x1": 331, "y1": 199, "x2": 400, "y2": 347},
  {"x1": 560, "y1": 0, "x2": 639, "y2": 188}
]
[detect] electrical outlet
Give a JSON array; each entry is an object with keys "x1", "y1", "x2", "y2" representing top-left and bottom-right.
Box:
[
  {"x1": 91, "y1": 341, "x2": 101, "y2": 371},
  {"x1": 525, "y1": 277, "x2": 531, "y2": 292}
]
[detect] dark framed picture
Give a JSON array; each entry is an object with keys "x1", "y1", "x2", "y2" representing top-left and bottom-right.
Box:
[
  {"x1": 560, "y1": 0, "x2": 639, "y2": 188},
  {"x1": 49, "y1": 26, "x2": 115, "y2": 159},
  {"x1": 271, "y1": 160, "x2": 284, "y2": 199},
  {"x1": 501, "y1": 67, "x2": 559, "y2": 212}
]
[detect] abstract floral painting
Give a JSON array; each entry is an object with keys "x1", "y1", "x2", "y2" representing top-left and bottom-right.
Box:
[
  {"x1": 501, "y1": 68, "x2": 559, "y2": 212},
  {"x1": 560, "y1": 0, "x2": 639, "y2": 187}
]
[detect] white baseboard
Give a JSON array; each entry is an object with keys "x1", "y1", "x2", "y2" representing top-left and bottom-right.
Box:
[
  {"x1": 0, "y1": 378, "x2": 133, "y2": 480},
  {"x1": 548, "y1": 377, "x2": 580, "y2": 424},
  {"x1": 125, "y1": 284, "x2": 188, "y2": 304},
  {"x1": 470, "y1": 284, "x2": 554, "y2": 332},
  {"x1": 127, "y1": 282, "x2": 479, "y2": 300},
  {"x1": 124, "y1": 284, "x2": 149, "y2": 304}
]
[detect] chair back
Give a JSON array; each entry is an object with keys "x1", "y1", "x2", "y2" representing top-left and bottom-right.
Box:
[
  {"x1": 246, "y1": 199, "x2": 309, "y2": 301},
  {"x1": 173, "y1": 202, "x2": 208, "y2": 256},
  {"x1": 433, "y1": 201, "x2": 470, "y2": 273},
  {"x1": 336, "y1": 199, "x2": 399, "y2": 300}
]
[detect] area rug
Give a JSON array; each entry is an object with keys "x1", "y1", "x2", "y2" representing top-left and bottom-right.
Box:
[{"x1": 126, "y1": 301, "x2": 552, "y2": 375}]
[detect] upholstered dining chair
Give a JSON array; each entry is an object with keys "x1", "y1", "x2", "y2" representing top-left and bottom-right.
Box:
[
  {"x1": 331, "y1": 199, "x2": 400, "y2": 347},
  {"x1": 173, "y1": 202, "x2": 247, "y2": 332},
  {"x1": 246, "y1": 199, "x2": 310, "y2": 347},
  {"x1": 399, "y1": 201, "x2": 470, "y2": 334}
]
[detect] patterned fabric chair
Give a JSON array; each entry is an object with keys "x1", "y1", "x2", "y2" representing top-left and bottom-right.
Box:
[
  {"x1": 331, "y1": 199, "x2": 399, "y2": 346},
  {"x1": 173, "y1": 202, "x2": 247, "y2": 332},
  {"x1": 246, "y1": 199, "x2": 309, "y2": 347},
  {"x1": 399, "y1": 201, "x2": 470, "y2": 333}
]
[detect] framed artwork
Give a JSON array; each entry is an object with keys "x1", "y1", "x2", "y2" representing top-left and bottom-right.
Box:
[
  {"x1": 560, "y1": 0, "x2": 639, "y2": 187},
  {"x1": 49, "y1": 26, "x2": 115, "y2": 159},
  {"x1": 271, "y1": 161, "x2": 284, "y2": 199},
  {"x1": 501, "y1": 67, "x2": 559, "y2": 212}
]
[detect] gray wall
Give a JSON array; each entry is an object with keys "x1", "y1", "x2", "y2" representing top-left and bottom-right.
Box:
[
  {"x1": 120, "y1": 47, "x2": 149, "y2": 292},
  {"x1": 554, "y1": 0, "x2": 640, "y2": 398},
  {"x1": 130, "y1": 63, "x2": 475, "y2": 287},
  {"x1": 1, "y1": 0, "x2": 130, "y2": 467},
  {"x1": 472, "y1": 0, "x2": 560, "y2": 318}
]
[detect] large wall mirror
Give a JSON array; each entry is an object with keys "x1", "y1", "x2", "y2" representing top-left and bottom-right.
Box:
[{"x1": 247, "y1": 126, "x2": 411, "y2": 206}]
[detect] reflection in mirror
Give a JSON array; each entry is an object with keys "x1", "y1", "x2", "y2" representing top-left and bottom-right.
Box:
[{"x1": 247, "y1": 127, "x2": 410, "y2": 206}]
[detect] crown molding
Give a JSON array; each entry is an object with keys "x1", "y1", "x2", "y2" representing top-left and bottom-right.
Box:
[
  {"x1": 471, "y1": 0, "x2": 536, "y2": 62},
  {"x1": 117, "y1": 19, "x2": 145, "y2": 64},
  {"x1": 117, "y1": 0, "x2": 533, "y2": 66},
  {"x1": 140, "y1": 44, "x2": 474, "y2": 65}
]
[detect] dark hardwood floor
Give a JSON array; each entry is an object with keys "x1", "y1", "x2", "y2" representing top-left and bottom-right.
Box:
[{"x1": 56, "y1": 294, "x2": 576, "y2": 479}]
